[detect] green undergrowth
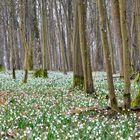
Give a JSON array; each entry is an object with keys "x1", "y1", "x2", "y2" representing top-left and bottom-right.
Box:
[
  {"x1": 0, "y1": 64, "x2": 5, "y2": 72},
  {"x1": 33, "y1": 69, "x2": 48, "y2": 78},
  {"x1": 0, "y1": 71, "x2": 138, "y2": 140},
  {"x1": 131, "y1": 88, "x2": 140, "y2": 107}
]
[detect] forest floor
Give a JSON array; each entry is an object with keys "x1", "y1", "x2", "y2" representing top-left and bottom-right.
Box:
[{"x1": 0, "y1": 71, "x2": 139, "y2": 140}]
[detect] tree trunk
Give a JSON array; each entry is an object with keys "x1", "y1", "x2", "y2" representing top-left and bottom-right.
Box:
[
  {"x1": 107, "y1": 16, "x2": 116, "y2": 74},
  {"x1": 98, "y1": 0, "x2": 119, "y2": 111},
  {"x1": 77, "y1": 0, "x2": 94, "y2": 94},
  {"x1": 111, "y1": 0, "x2": 124, "y2": 77},
  {"x1": 119, "y1": 0, "x2": 131, "y2": 109},
  {"x1": 20, "y1": 0, "x2": 29, "y2": 83},
  {"x1": 135, "y1": 0, "x2": 140, "y2": 69},
  {"x1": 73, "y1": 1, "x2": 84, "y2": 89},
  {"x1": 41, "y1": 0, "x2": 48, "y2": 77}
]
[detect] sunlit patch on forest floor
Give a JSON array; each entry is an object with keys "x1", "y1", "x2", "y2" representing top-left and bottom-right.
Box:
[{"x1": 0, "y1": 71, "x2": 139, "y2": 139}]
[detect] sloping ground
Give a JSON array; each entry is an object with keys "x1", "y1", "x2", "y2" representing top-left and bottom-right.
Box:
[{"x1": 0, "y1": 71, "x2": 138, "y2": 139}]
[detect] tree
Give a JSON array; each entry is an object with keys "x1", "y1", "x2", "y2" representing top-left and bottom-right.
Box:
[
  {"x1": 54, "y1": 0, "x2": 68, "y2": 74},
  {"x1": 119, "y1": 0, "x2": 131, "y2": 109},
  {"x1": 61, "y1": 0, "x2": 73, "y2": 71},
  {"x1": 98, "y1": 0, "x2": 119, "y2": 111},
  {"x1": 135, "y1": 0, "x2": 140, "y2": 68},
  {"x1": 107, "y1": 15, "x2": 116, "y2": 74},
  {"x1": 9, "y1": 0, "x2": 16, "y2": 79},
  {"x1": 77, "y1": 0, "x2": 94, "y2": 94},
  {"x1": 73, "y1": 0, "x2": 84, "y2": 89},
  {"x1": 19, "y1": 0, "x2": 30, "y2": 83},
  {"x1": 1, "y1": 0, "x2": 10, "y2": 70},
  {"x1": 111, "y1": 0, "x2": 124, "y2": 77},
  {"x1": 41, "y1": 0, "x2": 48, "y2": 77}
]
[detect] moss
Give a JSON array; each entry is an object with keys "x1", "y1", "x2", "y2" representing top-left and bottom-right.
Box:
[
  {"x1": 131, "y1": 89, "x2": 140, "y2": 107},
  {"x1": 23, "y1": 69, "x2": 28, "y2": 83},
  {"x1": 73, "y1": 75, "x2": 84, "y2": 89},
  {"x1": 0, "y1": 64, "x2": 5, "y2": 72},
  {"x1": 134, "y1": 73, "x2": 140, "y2": 83},
  {"x1": 33, "y1": 69, "x2": 48, "y2": 78}
]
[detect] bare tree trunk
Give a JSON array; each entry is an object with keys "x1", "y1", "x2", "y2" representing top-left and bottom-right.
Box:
[
  {"x1": 95, "y1": 3, "x2": 103, "y2": 71},
  {"x1": 111, "y1": 0, "x2": 124, "y2": 77},
  {"x1": 98, "y1": 0, "x2": 119, "y2": 111},
  {"x1": 20, "y1": 0, "x2": 29, "y2": 83},
  {"x1": 77, "y1": 0, "x2": 94, "y2": 94},
  {"x1": 2, "y1": 0, "x2": 10, "y2": 70},
  {"x1": 119, "y1": 0, "x2": 131, "y2": 109},
  {"x1": 54, "y1": 1, "x2": 67, "y2": 74},
  {"x1": 73, "y1": 1, "x2": 84, "y2": 89},
  {"x1": 9, "y1": 0, "x2": 16, "y2": 79},
  {"x1": 41, "y1": 0, "x2": 48, "y2": 77},
  {"x1": 135, "y1": 0, "x2": 140, "y2": 69},
  {"x1": 107, "y1": 16, "x2": 116, "y2": 74}
]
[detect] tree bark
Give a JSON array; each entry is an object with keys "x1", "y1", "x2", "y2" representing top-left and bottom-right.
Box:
[
  {"x1": 73, "y1": 1, "x2": 84, "y2": 89},
  {"x1": 98, "y1": 0, "x2": 119, "y2": 111},
  {"x1": 77, "y1": 0, "x2": 94, "y2": 94},
  {"x1": 119, "y1": 0, "x2": 131, "y2": 109},
  {"x1": 111, "y1": 0, "x2": 124, "y2": 77}
]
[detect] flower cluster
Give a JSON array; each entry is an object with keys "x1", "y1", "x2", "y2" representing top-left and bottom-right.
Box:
[{"x1": 0, "y1": 71, "x2": 137, "y2": 139}]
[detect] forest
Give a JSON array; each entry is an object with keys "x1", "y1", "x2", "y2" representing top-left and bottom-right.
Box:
[{"x1": 0, "y1": 0, "x2": 140, "y2": 139}]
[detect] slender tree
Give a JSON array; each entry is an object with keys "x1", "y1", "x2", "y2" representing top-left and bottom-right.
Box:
[
  {"x1": 111, "y1": 0, "x2": 124, "y2": 77},
  {"x1": 119, "y1": 0, "x2": 131, "y2": 109},
  {"x1": 41, "y1": 0, "x2": 48, "y2": 77},
  {"x1": 98, "y1": 0, "x2": 119, "y2": 111},
  {"x1": 9, "y1": 0, "x2": 16, "y2": 79},
  {"x1": 19, "y1": 0, "x2": 30, "y2": 83},
  {"x1": 77, "y1": 0, "x2": 94, "y2": 94},
  {"x1": 73, "y1": 0, "x2": 84, "y2": 88}
]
